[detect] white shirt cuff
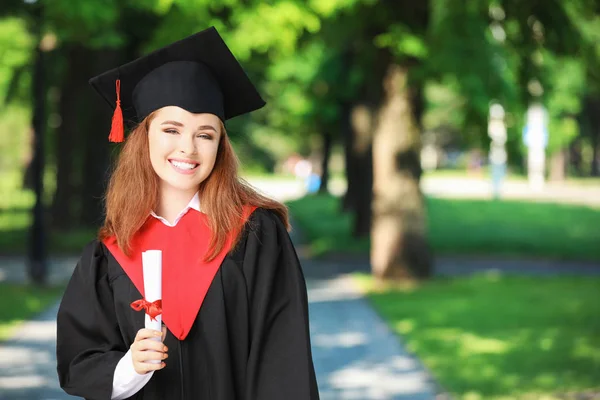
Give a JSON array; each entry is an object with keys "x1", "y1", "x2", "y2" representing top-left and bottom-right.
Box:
[{"x1": 111, "y1": 349, "x2": 154, "y2": 400}]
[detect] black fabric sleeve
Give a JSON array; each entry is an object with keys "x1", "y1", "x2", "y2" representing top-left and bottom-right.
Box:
[
  {"x1": 242, "y1": 210, "x2": 320, "y2": 399},
  {"x1": 56, "y1": 240, "x2": 128, "y2": 400}
]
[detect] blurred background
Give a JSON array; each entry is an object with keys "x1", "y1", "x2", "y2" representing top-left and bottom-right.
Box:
[{"x1": 1, "y1": 0, "x2": 599, "y2": 399}]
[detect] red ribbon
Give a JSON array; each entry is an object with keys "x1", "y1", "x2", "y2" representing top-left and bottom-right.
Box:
[{"x1": 130, "y1": 299, "x2": 163, "y2": 321}]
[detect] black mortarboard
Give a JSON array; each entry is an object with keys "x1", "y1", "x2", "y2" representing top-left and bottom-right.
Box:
[{"x1": 89, "y1": 26, "x2": 266, "y2": 142}]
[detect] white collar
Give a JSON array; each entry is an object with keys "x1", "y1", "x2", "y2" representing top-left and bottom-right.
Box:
[{"x1": 150, "y1": 192, "x2": 201, "y2": 227}]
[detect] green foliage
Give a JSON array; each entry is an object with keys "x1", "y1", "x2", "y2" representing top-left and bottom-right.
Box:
[
  {"x1": 1, "y1": 0, "x2": 600, "y2": 230},
  {"x1": 375, "y1": 24, "x2": 428, "y2": 60},
  {"x1": 359, "y1": 273, "x2": 600, "y2": 398},
  {"x1": 0, "y1": 106, "x2": 30, "y2": 170},
  {"x1": 46, "y1": 0, "x2": 122, "y2": 47},
  {"x1": 0, "y1": 17, "x2": 33, "y2": 103},
  {"x1": 229, "y1": 1, "x2": 320, "y2": 58}
]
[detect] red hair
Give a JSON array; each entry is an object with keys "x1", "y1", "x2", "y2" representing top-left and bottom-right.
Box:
[{"x1": 99, "y1": 111, "x2": 289, "y2": 260}]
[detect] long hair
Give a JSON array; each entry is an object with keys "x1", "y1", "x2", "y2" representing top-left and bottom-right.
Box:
[{"x1": 99, "y1": 112, "x2": 289, "y2": 260}]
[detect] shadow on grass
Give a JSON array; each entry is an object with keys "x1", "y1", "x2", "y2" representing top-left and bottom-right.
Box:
[{"x1": 356, "y1": 273, "x2": 600, "y2": 399}]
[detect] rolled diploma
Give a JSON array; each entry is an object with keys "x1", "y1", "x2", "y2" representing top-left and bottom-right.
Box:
[{"x1": 142, "y1": 250, "x2": 162, "y2": 356}]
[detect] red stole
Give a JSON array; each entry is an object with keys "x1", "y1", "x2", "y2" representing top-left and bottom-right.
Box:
[{"x1": 103, "y1": 206, "x2": 256, "y2": 340}]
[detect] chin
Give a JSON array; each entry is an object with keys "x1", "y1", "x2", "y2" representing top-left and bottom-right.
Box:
[
  {"x1": 160, "y1": 175, "x2": 204, "y2": 193},
  {"x1": 171, "y1": 181, "x2": 203, "y2": 192}
]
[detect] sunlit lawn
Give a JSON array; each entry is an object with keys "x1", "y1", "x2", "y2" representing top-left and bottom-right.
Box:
[
  {"x1": 0, "y1": 283, "x2": 65, "y2": 341},
  {"x1": 355, "y1": 273, "x2": 600, "y2": 399},
  {"x1": 287, "y1": 194, "x2": 600, "y2": 262}
]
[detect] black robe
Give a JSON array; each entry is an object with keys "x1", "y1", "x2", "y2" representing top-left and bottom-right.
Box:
[{"x1": 56, "y1": 209, "x2": 319, "y2": 400}]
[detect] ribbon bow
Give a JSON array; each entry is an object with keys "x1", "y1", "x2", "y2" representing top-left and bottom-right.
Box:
[{"x1": 130, "y1": 299, "x2": 163, "y2": 321}]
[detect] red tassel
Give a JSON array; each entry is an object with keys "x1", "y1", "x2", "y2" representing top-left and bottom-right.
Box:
[{"x1": 108, "y1": 79, "x2": 124, "y2": 143}]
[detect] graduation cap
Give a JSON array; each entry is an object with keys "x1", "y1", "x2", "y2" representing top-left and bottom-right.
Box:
[{"x1": 89, "y1": 26, "x2": 266, "y2": 143}]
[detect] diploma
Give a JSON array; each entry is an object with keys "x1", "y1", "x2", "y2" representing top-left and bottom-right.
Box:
[
  {"x1": 129, "y1": 249, "x2": 163, "y2": 365},
  {"x1": 141, "y1": 250, "x2": 162, "y2": 348}
]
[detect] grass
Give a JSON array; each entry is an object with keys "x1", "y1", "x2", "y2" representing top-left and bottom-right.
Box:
[
  {"x1": 287, "y1": 194, "x2": 600, "y2": 262},
  {"x1": 0, "y1": 283, "x2": 66, "y2": 341},
  {"x1": 355, "y1": 273, "x2": 600, "y2": 399}
]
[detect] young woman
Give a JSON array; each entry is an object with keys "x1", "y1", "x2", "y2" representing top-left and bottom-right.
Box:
[{"x1": 56, "y1": 27, "x2": 319, "y2": 400}]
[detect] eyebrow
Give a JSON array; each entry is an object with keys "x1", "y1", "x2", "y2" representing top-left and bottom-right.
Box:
[{"x1": 160, "y1": 120, "x2": 218, "y2": 133}]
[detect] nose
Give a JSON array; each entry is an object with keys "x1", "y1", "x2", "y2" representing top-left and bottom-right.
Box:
[{"x1": 178, "y1": 133, "x2": 197, "y2": 155}]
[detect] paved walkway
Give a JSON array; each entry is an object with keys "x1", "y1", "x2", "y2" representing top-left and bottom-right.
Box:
[
  {"x1": 303, "y1": 263, "x2": 440, "y2": 399},
  {"x1": 0, "y1": 302, "x2": 72, "y2": 400}
]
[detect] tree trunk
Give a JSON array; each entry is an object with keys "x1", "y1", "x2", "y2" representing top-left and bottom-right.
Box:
[
  {"x1": 350, "y1": 103, "x2": 374, "y2": 237},
  {"x1": 79, "y1": 48, "x2": 118, "y2": 227},
  {"x1": 549, "y1": 149, "x2": 566, "y2": 182},
  {"x1": 318, "y1": 129, "x2": 333, "y2": 194},
  {"x1": 370, "y1": 63, "x2": 432, "y2": 280},
  {"x1": 592, "y1": 129, "x2": 600, "y2": 177},
  {"x1": 341, "y1": 102, "x2": 356, "y2": 212},
  {"x1": 27, "y1": 2, "x2": 47, "y2": 285},
  {"x1": 51, "y1": 45, "x2": 85, "y2": 230},
  {"x1": 584, "y1": 96, "x2": 600, "y2": 176}
]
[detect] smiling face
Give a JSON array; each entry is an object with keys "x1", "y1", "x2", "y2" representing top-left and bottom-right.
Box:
[{"x1": 148, "y1": 106, "x2": 221, "y2": 200}]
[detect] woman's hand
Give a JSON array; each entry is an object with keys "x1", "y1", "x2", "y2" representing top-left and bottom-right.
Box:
[{"x1": 130, "y1": 327, "x2": 168, "y2": 374}]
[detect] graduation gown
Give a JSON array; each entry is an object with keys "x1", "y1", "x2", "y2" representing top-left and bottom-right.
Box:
[{"x1": 56, "y1": 208, "x2": 319, "y2": 400}]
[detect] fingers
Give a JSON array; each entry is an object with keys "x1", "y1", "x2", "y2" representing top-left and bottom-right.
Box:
[
  {"x1": 132, "y1": 348, "x2": 168, "y2": 363},
  {"x1": 161, "y1": 324, "x2": 167, "y2": 342},
  {"x1": 133, "y1": 359, "x2": 166, "y2": 374},
  {"x1": 135, "y1": 328, "x2": 163, "y2": 342},
  {"x1": 131, "y1": 347, "x2": 167, "y2": 374},
  {"x1": 131, "y1": 328, "x2": 169, "y2": 374},
  {"x1": 132, "y1": 338, "x2": 167, "y2": 353}
]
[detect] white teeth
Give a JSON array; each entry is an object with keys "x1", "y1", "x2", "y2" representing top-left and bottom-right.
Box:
[{"x1": 170, "y1": 160, "x2": 197, "y2": 170}]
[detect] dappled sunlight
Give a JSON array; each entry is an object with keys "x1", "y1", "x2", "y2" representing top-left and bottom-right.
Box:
[
  {"x1": 327, "y1": 358, "x2": 434, "y2": 398},
  {"x1": 394, "y1": 319, "x2": 416, "y2": 334},
  {"x1": 0, "y1": 304, "x2": 67, "y2": 399},
  {"x1": 362, "y1": 274, "x2": 600, "y2": 397},
  {"x1": 573, "y1": 337, "x2": 600, "y2": 363},
  {"x1": 313, "y1": 331, "x2": 368, "y2": 348},
  {"x1": 457, "y1": 333, "x2": 511, "y2": 355},
  {"x1": 307, "y1": 277, "x2": 439, "y2": 398},
  {"x1": 421, "y1": 329, "x2": 511, "y2": 355}
]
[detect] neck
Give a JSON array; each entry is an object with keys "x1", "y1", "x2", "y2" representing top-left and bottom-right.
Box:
[{"x1": 156, "y1": 186, "x2": 198, "y2": 225}]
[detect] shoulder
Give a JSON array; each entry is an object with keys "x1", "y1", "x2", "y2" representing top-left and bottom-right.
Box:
[
  {"x1": 229, "y1": 208, "x2": 288, "y2": 257},
  {"x1": 79, "y1": 238, "x2": 106, "y2": 260},
  {"x1": 245, "y1": 207, "x2": 287, "y2": 236},
  {"x1": 72, "y1": 238, "x2": 109, "y2": 282}
]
